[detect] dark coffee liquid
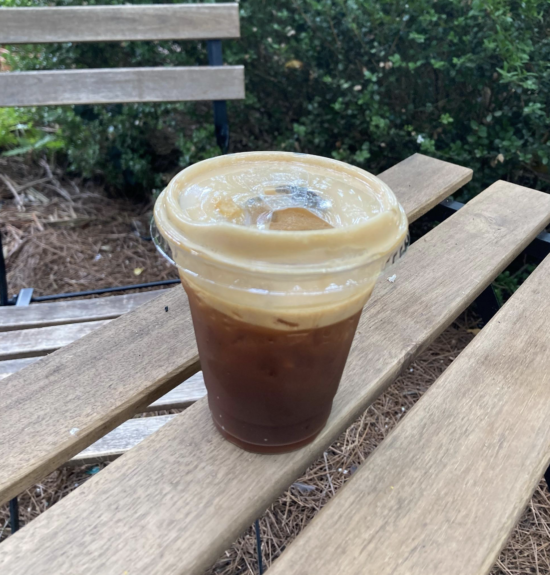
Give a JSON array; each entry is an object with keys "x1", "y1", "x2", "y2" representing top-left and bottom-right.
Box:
[{"x1": 185, "y1": 286, "x2": 361, "y2": 453}]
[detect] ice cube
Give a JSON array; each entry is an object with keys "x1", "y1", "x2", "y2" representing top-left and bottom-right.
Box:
[
  {"x1": 270, "y1": 207, "x2": 333, "y2": 231},
  {"x1": 275, "y1": 185, "x2": 331, "y2": 211}
]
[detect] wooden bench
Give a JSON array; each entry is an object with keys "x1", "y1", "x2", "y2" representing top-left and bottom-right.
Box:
[
  {"x1": 2, "y1": 162, "x2": 550, "y2": 573},
  {"x1": 266, "y1": 250, "x2": 550, "y2": 575},
  {"x1": 0, "y1": 3, "x2": 244, "y2": 462},
  {"x1": 0, "y1": 153, "x2": 471, "y2": 464}
]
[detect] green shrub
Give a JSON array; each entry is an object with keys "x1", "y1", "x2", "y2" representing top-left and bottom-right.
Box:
[
  {"x1": 0, "y1": 107, "x2": 63, "y2": 157},
  {"x1": 2, "y1": 0, "x2": 550, "y2": 198}
]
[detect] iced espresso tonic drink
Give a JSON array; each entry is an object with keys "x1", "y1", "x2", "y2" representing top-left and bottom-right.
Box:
[{"x1": 154, "y1": 152, "x2": 408, "y2": 453}]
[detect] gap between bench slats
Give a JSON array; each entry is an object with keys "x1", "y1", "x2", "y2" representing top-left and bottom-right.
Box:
[
  {"x1": 0, "y1": 4, "x2": 240, "y2": 44},
  {"x1": 0, "y1": 154, "x2": 471, "y2": 508},
  {"x1": 267, "y1": 253, "x2": 550, "y2": 575},
  {"x1": 1, "y1": 181, "x2": 548, "y2": 574}
]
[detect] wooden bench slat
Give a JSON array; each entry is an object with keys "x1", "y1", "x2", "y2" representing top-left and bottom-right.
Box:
[
  {"x1": 71, "y1": 415, "x2": 175, "y2": 466},
  {"x1": 379, "y1": 153, "x2": 471, "y2": 222},
  {"x1": 0, "y1": 289, "x2": 198, "y2": 506},
  {"x1": 71, "y1": 372, "x2": 206, "y2": 464},
  {"x1": 0, "y1": 67, "x2": 245, "y2": 107},
  {"x1": 71, "y1": 371, "x2": 208, "y2": 462},
  {"x1": 0, "y1": 154, "x2": 471, "y2": 508},
  {"x1": 0, "y1": 4, "x2": 240, "y2": 44},
  {"x1": 0, "y1": 320, "x2": 110, "y2": 361},
  {"x1": 0, "y1": 290, "x2": 167, "y2": 332},
  {"x1": 1, "y1": 181, "x2": 549, "y2": 574},
  {"x1": 267, "y1": 254, "x2": 550, "y2": 575},
  {"x1": 71, "y1": 373, "x2": 208, "y2": 464},
  {"x1": 0, "y1": 357, "x2": 41, "y2": 380},
  {"x1": 146, "y1": 372, "x2": 206, "y2": 412},
  {"x1": 0, "y1": 356, "x2": 205, "y2": 409}
]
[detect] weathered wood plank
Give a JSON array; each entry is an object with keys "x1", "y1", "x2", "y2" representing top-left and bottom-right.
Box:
[
  {"x1": 0, "y1": 288, "x2": 199, "y2": 506},
  {"x1": 146, "y1": 372, "x2": 206, "y2": 412},
  {"x1": 0, "y1": 67, "x2": 245, "y2": 107},
  {"x1": 0, "y1": 154, "x2": 470, "y2": 508},
  {"x1": 71, "y1": 373, "x2": 208, "y2": 464},
  {"x1": 0, "y1": 320, "x2": 110, "y2": 361},
  {"x1": 0, "y1": 357, "x2": 205, "y2": 410},
  {"x1": 71, "y1": 415, "x2": 175, "y2": 465},
  {"x1": 379, "y1": 153, "x2": 472, "y2": 222},
  {"x1": 0, "y1": 4, "x2": 240, "y2": 44},
  {"x1": 0, "y1": 357, "x2": 41, "y2": 380},
  {"x1": 0, "y1": 290, "x2": 167, "y2": 332},
  {"x1": 267, "y1": 255, "x2": 550, "y2": 575},
  {"x1": 1, "y1": 181, "x2": 549, "y2": 574},
  {"x1": 70, "y1": 372, "x2": 206, "y2": 464}
]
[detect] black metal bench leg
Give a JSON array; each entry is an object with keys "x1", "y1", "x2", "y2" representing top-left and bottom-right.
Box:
[
  {"x1": 9, "y1": 497, "x2": 20, "y2": 534},
  {"x1": 255, "y1": 519, "x2": 263, "y2": 575},
  {"x1": 0, "y1": 231, "x2": 9, "y2": 307},
  {"x1": 207, "y1": 40, "x2": 230, "y2": 155},
  {"x1": 212, "y1": 100, "x2": 229, "y2": 154}
]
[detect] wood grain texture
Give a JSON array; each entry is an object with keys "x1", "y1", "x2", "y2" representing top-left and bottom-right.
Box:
[
  {"x1": 0, "y1": 66, "x2": 245, "y2": 107},
  {"x1": 0, "y1": 358, "x2": 205, "y2": 410},
  {"x1": 72, "y1": 374, "x2": 207, "y2": 465},
  {"x1": 378, "y1": 153, "x2": 472, "y2": 221},
  {"x1": 0, "y1": 287, "x2": 199, "y2": 506},
  {"x1": 268, "y1": 255, "x2": 550, "y2": 575},
  {"x1": 0, "y1": 4, "x2": 240, "y2": 44},
  {"x1": 146, "y1": 371, "x2": 206, "y2": 411},
  {"x1": 0, "y1": 290, "x2": 167, "y2": 332},
  {"x1": 0, "y1": 153, "x2": 469, "y2": 509},
  {"x1": 71, "y1": 415, "x2": 175, "y2": 465},
  {"x1": 0, "y1": 357, "x2": 41, "y2": 380},
  {"x1": 2, "y1": 181, "x2": 549, "y2": 575},
  {"x1": 0, "y1": 320, "x2": 110, "y2": 360}
]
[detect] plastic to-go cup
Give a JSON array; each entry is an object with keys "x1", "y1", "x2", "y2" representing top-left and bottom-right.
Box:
[{"x1": 154, "y1": 152, "x2": 408, "y2": 453}]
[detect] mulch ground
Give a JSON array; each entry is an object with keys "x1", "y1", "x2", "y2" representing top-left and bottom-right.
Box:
[{"x1": 1, "y1": 156, "x2": 549, "y2": 574}]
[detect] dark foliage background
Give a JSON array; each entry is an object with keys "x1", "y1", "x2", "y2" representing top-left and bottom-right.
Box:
[{"x1": 2, "y1": 0, "x2": 550, "y2": 199}]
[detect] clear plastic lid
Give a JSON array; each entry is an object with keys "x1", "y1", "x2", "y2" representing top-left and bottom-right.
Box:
[
  {"x1": 153, "y1": 152, "x2": 408, "y2": 330},
  {"x1": 154, "y1": 152, "x2": 408, "y2": 272}
]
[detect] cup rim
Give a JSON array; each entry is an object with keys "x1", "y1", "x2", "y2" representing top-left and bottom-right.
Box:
[{"x1": 154, "y1": 151, "x2": 408, "y2": 275}]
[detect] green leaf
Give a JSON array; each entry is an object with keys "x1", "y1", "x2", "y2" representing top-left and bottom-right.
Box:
[
  {"x1": 2, "y1": 134, "x2": 57, "y2": 157},
  {"x1": 409, "y1": 32, "x2": 426, "y2": 43}
]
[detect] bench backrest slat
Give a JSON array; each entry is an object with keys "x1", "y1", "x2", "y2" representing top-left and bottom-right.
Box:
[
  {"x1": 0, "y1": 4, "x2": 244, "y2": 108},
  {"x1": 0, "y1": 4, "x2": 240, "y2": 44},
  {"x1": 0, "y1": 66, "x2": 245, "y2": 107}
]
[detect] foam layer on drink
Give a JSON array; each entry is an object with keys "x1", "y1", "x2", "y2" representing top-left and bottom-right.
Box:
[
  {"x1": 155, "y1": 152, "x2": 408, "y2": 329},
  {"x1": 179, "y1": 160, "x2": 382, "y2": 229}
]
